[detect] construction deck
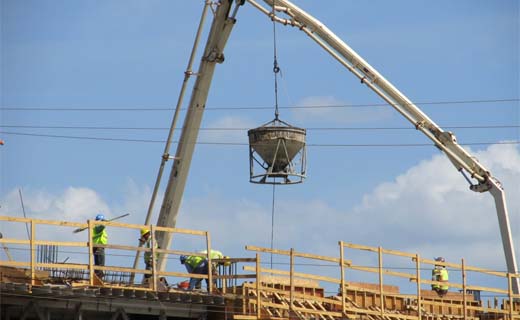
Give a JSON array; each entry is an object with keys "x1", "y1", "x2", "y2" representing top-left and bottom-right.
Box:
[{"x1": 0, "y1": 215, "x2": 519, "y2": 320}]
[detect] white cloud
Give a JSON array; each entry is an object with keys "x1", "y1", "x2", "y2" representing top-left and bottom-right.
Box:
[
  {"x1": 290, "y1": 95, "x2": 392, "y2": 124},
  {"x1": 1, "y1": 144, "x2": 518, "y2": 284},
  {"x1": 0, "y1": 187, "x2": 110, "y2": 223},
  {"x1": 176, "y1": 144, "x2": 519, "y2": 274}
]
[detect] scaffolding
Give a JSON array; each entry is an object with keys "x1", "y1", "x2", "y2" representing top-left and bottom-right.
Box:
[{"x1": 0, "y1": 215, "x2": 519, "y2": 320}]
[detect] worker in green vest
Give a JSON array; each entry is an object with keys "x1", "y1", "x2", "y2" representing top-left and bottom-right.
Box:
[
  {"x1": 180, "y1": 249, "x2": 230, "y2": 291},
  {"x1": 431, "y1": 257, "x2": 449, "y2": 297},
  {"x1": 139, "y1": 228, "x2": 159, "y2": 282},
  {"x1": 92, "y1": 214, "x2": 107, "y2": 280}
]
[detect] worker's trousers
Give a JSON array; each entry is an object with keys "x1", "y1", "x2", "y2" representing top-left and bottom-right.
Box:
[
  {"x1": 188, "y1": 261, "x2": 209, "y2": 290},
  {"x1": 93, "y1": 247, "x2": 105, "y2": 279}
]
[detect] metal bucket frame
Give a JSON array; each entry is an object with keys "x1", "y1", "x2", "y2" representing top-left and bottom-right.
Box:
[{"x1": 248, "y1": 119, "x2": 307, "y2": 185}]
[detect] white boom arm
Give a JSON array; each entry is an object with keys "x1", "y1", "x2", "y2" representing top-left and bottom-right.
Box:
[
  {"x1": 155, "y1": 0, "x2": 243, "y2": 272},
  {"x1": 155, "y1": 0, "x2": 518, "y2": 293},
  {"x1": 249, "y1": 0, "x2": 518, "y2": 293}
]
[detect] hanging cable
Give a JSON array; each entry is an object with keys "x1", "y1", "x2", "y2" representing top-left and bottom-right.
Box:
[
  {"x1": 269, "y1": 1, "x2": 279, "y2": 268},
  {"x1": 270, "y1": 184, "x2": 276, "y2": 269},
  {"x1": 272, "y1": 0, "x2": 281, "y2": 120}
]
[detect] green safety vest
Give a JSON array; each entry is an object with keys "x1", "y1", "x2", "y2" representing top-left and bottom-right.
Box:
[
  {"x1": 432, "y1": 268, "x2": 449, "y2": 290},
  {"x1": 439, "y1": 268, "x2": 449, "y2": 290},
  {"x1": 92, "y1": 225, "x2": 107, "y2": 245},
  {"x1": 143, "y1": 238, "x2": 159, "y2": 263},
  {"x1": 185, "y1": 255, "x2": 205, "y2": 268},
  {"x1": 199, "y1": 249, "x2": 223, "y2": 260}
]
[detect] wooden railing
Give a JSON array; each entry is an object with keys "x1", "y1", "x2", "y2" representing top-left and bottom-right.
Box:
[
  {"x1": 0, "y1": 215, "x2": 228, "y2": 293},
  {"x1": 243, "y1": 243, "x2": 520, "y2": 320},
  {"x1": 1, "y1": 215, "x2": 519, "y2": 320}
]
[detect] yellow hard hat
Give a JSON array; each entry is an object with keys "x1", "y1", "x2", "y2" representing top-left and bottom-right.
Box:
[
  {"x1": 223, "y1": 256, "x2": 231, "y2": 266},
  {"x1": 140, "y1": 228, "x2": 150, "y2": 236}
]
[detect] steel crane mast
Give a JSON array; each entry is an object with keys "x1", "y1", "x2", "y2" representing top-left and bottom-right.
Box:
[{"x1": 155, "y1": 0, "x2": 518, "y2": 293}]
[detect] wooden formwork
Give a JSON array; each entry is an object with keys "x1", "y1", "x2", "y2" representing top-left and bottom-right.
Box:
[
  {"x1": 1, "y1": 215, "x2": 519, "y2": 320},
  {"x1": 241, "y1": 244, "x2": 520, "y2": 320}
]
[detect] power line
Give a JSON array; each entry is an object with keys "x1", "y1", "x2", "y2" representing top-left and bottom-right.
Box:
[
  {"x1": 1, "y1": 131, "x2": 518, "y2": 147},
  {"x1": 1, "y1": 98, "x2": 518, "y2": 112},
  {"x1": 0, "y1": 124, "x2": 518, "y2": 131}
]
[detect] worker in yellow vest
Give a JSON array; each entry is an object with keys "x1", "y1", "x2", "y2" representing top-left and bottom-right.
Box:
[
  {"x1": 139, "y1": 228, "x2": 158, "y2": 281},
  {"x1": 92, "y1": 214, "x2": 107, "y2": 280},
  {"x1": 180, "y1": 249, "x2": 230, "y2": 291},
  {"x1": 431, "y1": 257, "x2": 449, "y2": 297}
]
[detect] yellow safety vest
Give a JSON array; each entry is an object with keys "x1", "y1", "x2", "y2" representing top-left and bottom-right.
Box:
[
  {"x1": 143, "y1": 238, "x2": 158, "y2": 263},
  {"x1": 199, "y1": 249, "x2": 223, "y2": 260},
  {"x1": 439, "y1": 268, "x2": 449, "y2": 290},
  {"x1": 186, "y1": 255, "x2": 205, "y2": 268},
  {"x1": 92, "y1": 225, "x2": 107, "y2": 245}
]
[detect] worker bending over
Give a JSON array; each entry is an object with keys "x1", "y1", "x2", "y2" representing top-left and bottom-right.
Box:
[
  {"x1": 431, "y1": 257, "x2": 449, "y2": 297},
  {"x1": 180, "y1": 249, "x2": 230, "y2": 291},
  {"x1": 92, "y1": 214, "x2": 107, "y2": 280}
]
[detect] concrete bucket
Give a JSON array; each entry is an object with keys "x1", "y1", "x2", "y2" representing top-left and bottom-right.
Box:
[{"x1": 248, "y1": 118, "x2": 307, "y2": 184}]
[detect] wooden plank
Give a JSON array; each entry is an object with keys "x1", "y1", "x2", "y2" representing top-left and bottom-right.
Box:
[
  {"x1": 0, "y1": 215, "x2": 84, "y2": 227},
  {"x1": 246, "y1": 245, "x2": 348, "y2": 264},
  {"x1": 243, "y1": 265, "x2": 341, "y2": 284},
  {"x1": 0, "y1": 260, "x2": 30, "y2": 267},
  {"x1": 416, "y1": 257, "x2": 507, "y2": 277},
  {"x1": 34, "y1": 240, "x2": 86, "y2": 247},
  {"x1": 0, "y1": 239, "x2": 30, "y2": 245},
  {"x1": 339, "y1": 241, "x2": 346, "y2": 316},
  {"x1": 215, "y1": 274, "x2": 257, "y2": 280},
  {"x1": 88, "y1": 220, "x2": 94, "y2": 286},
  {"x1": 347, "y1": 264, "x2": 417, "y2": 281},
  {"x1": 343, "y1": 242, "x2": 379, "y2": 253},
  {"x1": 89, "y1": 219, "x2": 207, "y2": 236},
  {"x1": 242, "y1": 283, "x2": 343, "y2": 307},
  {"x1": 158, "y1": 270, "x2": 207, "y2": 278},
  {"x1": 35, "y1": 262, "x2": 87, "y2": 270},
  {"x1": 344, "y1": 305, "x2": 417, "y2": 320},
  {"x1": 30, "y1": 221, "x2": 35, "y2": 286}
]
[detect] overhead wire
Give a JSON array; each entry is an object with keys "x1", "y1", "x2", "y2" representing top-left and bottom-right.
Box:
[
  {"x1": 0, "y1": 131, "x2": 518, "y2": 147},
  {"x1": 0, "y1": 124, "x2": 518, "y2": 131},
  {"x1": 0, "y1": 98, "x2": 517, "y2": 111}
]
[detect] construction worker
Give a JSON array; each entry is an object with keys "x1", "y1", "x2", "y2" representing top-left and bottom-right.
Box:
[
  {"x1": 139, "y1": 228, "x2": 158, "y2": 281},
  {"x1": 92, "y1": 214, "x2": 107, "y2": 280},
  {"x1": 180, "y1": 250, "x2": 230, "y2": 291},
  {"x1": 431, "y1": 257, "x2": 449, "y2": 297}
]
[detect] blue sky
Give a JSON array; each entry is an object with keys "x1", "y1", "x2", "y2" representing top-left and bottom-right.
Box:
[{"x1": 1, "y1": 0, "x2": 519, "y2": 293}]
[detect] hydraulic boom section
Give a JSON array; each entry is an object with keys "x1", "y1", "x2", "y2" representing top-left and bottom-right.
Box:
[
  {"x1": 248, "y1": 0, "x2": 519, "y2": 294},
  {"x1": 155, "y1": 0, "x2": 244, "y2": 272}
]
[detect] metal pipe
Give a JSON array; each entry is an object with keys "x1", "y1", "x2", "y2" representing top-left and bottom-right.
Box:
[{"x1": 129, "y1": 0, "x2": 212, "y2": 282}]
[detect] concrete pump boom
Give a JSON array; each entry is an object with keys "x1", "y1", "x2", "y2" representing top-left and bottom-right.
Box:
[
  {"x1": 155, "y1": 0, "x2": 518, "y2": 294},
  {"x1": 248, "y1": 0, "x2": 518, "y2": 294}
]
